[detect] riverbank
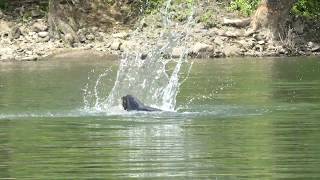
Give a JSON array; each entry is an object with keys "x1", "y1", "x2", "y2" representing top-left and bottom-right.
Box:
[{"x1": 0, "y1": 2, "x2": 320, "y2": 61}]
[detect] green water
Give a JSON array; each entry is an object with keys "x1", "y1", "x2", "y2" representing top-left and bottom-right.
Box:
[{"x1": 0, "y1": 57, "x2": 320, "y2": 179}]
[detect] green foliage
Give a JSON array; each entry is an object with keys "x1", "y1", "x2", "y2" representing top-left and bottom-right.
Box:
[
  {"x1": 144, "y1": 0, "x2": 166, "y2": 14},
  {"x1": 173, "y1": 0, "x2": 195, "y2": 22},
  {"x1": 199, "y1": 10, "x2": 217, "y2": 28},
  {"x1": 293, "y1": 0, "x2": 320, "y2": 19},
  {"x1": 230, "y1": 0, "x2": 320, "y2": 19},
  {"x1": 143, "y1": 0, "x2": 194, "y2": 15},
  {"x1": 103, "y1": 0, "x2": 116, "y2": 3},
  {"x1": 142, "y1": 0, "x2": 194, "y2": 20},
  {"x1": 0, "y1": 0, "x2": 8, "y2": 9},
  {"x1": 229, "y1": 0, "x2": 260, "y2": 16}
]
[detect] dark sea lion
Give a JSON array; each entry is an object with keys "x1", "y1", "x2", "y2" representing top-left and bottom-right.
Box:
[{"x1": 122, "y1": 95, "x2": 161, "y2": 112}]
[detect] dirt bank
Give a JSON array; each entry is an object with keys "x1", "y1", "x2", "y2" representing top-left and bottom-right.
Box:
[{"x1": 0, "y1": 2, "x2": 319, "y2": 61}]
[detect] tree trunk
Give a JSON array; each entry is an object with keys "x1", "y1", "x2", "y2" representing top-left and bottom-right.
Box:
[{"x1": 251, "y1": 0, "x2": 298, "y2": 39}]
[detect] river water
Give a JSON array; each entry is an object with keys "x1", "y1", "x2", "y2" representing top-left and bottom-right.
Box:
[{"x1": 0, "y1": 56, "x2": 320, "y2": 179}]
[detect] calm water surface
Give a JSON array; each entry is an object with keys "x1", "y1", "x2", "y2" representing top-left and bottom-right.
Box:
[{"x1": 0, "y1": 57, "x2": 320, "y2": 179}]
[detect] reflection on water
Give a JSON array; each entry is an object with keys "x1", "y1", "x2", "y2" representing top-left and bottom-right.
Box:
[{"x1": 0, "y1": 57, "x2": 320, "y2": 179}]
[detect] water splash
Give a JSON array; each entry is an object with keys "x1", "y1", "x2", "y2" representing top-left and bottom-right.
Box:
[
  {"x1": 82, "y1": 68, "x2": 113, "y2": 111},
  {"x1": 83, "y1": 0, "x2": 195, "y2": 112}
]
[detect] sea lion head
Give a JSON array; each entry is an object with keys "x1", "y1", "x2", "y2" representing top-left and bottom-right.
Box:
[{"x1": 122, "y1": 95, "x2": 142, "y2": 111}]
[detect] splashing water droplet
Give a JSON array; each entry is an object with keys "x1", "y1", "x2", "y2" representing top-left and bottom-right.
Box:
[{"x1": 83, "y1": 0, "x2": 195, "y2": 113}]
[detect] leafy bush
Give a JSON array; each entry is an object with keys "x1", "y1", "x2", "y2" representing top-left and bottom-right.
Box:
[
  {"x1": 172, "y1": 0, "x2": 195, "y2": 21},
  {"x1": 229, "y1": 0, "x2": 320, "y2": 19},
  {"x1": 143, "y1": 0, "x2": 194, "y2": 14},
  {"x1": 293, "y1": 0, "x2": 320, "y2": 19},
  {"x1": 199, "y1": 10, "x2": 217, "y2": 28},
  {"x1": 229, "y1": 0, "x2": 260, "y2": 16},
  {"x1": 0, "y1": 0, "x2": 8, "y2": 9}
]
